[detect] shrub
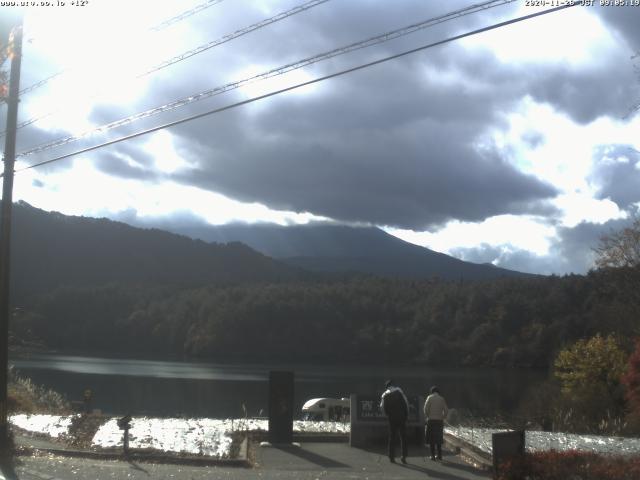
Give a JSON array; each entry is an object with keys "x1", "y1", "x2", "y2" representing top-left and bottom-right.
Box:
[
  {"x1": 497, "y1": 450, "x2": 640, "y2": 480},
  {"x1": 7, "y1": 368, "x2": 70, "y2": 414},
  {"x1": 621, "y1": 337, "x2": 640, "y2": 431}
]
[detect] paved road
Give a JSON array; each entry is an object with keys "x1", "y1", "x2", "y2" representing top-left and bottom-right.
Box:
[
  {"x1": 2, "y1": 442, "x2": 490, "y2": 480},
  {"x1": 255, "y1": 442, "x2": 491, "y2": 479}
]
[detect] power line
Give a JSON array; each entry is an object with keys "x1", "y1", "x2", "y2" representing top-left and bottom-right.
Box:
[
  {"x1": 13, "y1": 3, "x2": 578, "y2": 175},
  {"x1": 4, "y1": 0, "x2": 331, "y2": 136},
  {"x1": 14, "y1": 70, "x2": 62, "y2": 98},
  {"x1": 151, "y1": 0, "x2": 226, "y2": 31},
  {"x1": 144, "y1": 0, "x2": 331, "y2": 76},
  {"x1": 15, "y1": 0, "x2": 516, "y2": 158},
  {"x1": 7, "y1": 0, "x2": 227, "y2": 102}
]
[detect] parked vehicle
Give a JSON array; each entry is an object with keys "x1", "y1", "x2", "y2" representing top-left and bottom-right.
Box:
[{"x1": 301, "y1": 397, "x2": 350, "y2": 421}]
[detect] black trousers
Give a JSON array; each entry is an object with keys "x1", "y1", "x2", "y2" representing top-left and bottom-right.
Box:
[
  {"x1": 426, "y1": 419, "x2": 444, "y2": 459},
  {"x1": 388, "y1": 419, "x2": 408, "y2": 460}
]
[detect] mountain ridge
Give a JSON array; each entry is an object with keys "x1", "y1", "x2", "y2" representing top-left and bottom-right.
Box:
[
  {"x1": 8, "y1": 202, "x2": 305, "y2": 301},
  {"x1": 162, "y1": 221, "x2": 535, "y2": 281}
]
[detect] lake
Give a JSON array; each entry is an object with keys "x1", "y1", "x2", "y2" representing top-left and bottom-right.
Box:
[{"x1": 9, "y1": 353, "x2": 547, "y2": 418}]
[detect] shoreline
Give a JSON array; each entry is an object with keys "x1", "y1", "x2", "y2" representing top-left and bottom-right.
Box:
[
  {"x1": 9, "y1": 412, "x2": 640, "y2": 469},
  {"x1": 8, "y1": 347, "x2": 552, "y2": 372}
]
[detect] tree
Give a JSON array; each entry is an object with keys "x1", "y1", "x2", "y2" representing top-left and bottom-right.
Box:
[
  {"x1": 555, "y1": 334, "x2": 626, "y2": 395},
  {"x1": 595, "y1": 217, "x2": 640, "y2": 269},
  {"x1": 594, "y1": 217, "x2": 640, "y2": 333},
  {"x1": 554, "y1": 334, "x2": 628, "y2": 432}
]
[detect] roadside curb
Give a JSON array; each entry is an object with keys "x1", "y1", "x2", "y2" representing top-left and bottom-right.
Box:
[
  {"x1": 14, "y1": 436, "x2": 251, "y2": 468},
  {"x1": 444, "y1": 433, "x2": 493, "y2": 471},
  {"x1": 250, "y1": 432, "x2": 349, "y2": 443}
]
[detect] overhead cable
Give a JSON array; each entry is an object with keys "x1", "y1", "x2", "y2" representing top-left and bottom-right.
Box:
[
  {"x1": 145, "y1": 0, "x2": 331, "y2": 75},
  {"x1": 151, "y1": 0, "x2": 226, "y2": 31},
  {"x1": 13, "y1": 3, "x2": 578, "y2": 174},
  {"x1": 16, "y1": 0, "x2": 516, "y2": 158},
  {"x1": 5, "y1": 0, "x2": 331, "y2": 135}
]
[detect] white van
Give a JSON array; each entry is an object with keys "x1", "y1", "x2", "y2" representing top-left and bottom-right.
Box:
[{"x1": 301, "y1": 397, "x2": 350, "y2": 421}]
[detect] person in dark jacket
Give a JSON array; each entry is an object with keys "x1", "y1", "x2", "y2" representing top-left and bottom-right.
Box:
[{"x1": 380, "y1": 380, "x2": 409, "y2": 463}]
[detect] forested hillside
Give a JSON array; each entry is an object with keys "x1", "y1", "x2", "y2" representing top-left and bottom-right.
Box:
[
  {"x1": 11, "y1": 269, "x2": 637, "y2": 368},
  {"x1": 8, "y1": 202, "x2": 305, "y2": 301},
  {"x1": 7, "y1": 202, "x2": 639, "y2": 368}
]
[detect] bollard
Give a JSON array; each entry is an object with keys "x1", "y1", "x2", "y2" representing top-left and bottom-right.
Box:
[
  {"x1": 117, "y1": 415, "x2": 132, "y2": 455},
  {"x1": 83, "y1": 389, "x2": 93, "y2": 414}
]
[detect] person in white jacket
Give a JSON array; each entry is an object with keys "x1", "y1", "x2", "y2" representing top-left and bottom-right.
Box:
[{"x1": 423, "y1": 386, "x2": 448, "y2": 460}]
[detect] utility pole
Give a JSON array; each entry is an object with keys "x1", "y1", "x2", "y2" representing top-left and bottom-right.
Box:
[{"x1": 0, "y1": 17, "x2": 23, "y2": 455}]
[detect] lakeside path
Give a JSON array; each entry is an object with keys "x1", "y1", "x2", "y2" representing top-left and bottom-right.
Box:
[{"x1": 3, "y1": 440, "x2": 490, "y2": 480}]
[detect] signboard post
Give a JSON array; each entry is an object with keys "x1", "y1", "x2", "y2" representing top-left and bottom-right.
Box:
[
  {"x1": 349, "y1": 393, "x2": 424, "y2": 448},
  {"x1": 268, "y1": 371, "x2": 294, "y2": 444},
  {"x1": 492, "y1": 430, "x2": 525, "y2": 478}
]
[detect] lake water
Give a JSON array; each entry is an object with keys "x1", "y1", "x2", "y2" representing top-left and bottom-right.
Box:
[{"x1": 9, "y1": 353, "x2": 547, "y2": 418}]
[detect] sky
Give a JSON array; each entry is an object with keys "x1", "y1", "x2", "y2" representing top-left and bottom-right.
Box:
[{"x1": 1, "y1": 0, "x2": 639, "y2": 275}]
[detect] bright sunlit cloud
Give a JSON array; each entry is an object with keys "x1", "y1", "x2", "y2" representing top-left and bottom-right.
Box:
[
  {"x1": 22, "y1": 0, "x2": 202, "y2": 121},
  {"x1": 14, "y1": 159, "x2": 328, "y2": 225},
  {"x1": 554, "y1": 193, "x2": 626, "y2": 228},
  {"x1": 462, "y1": 5, "x2": 614, "y2": 66},
  {"x1": 234, "y1": 65, "x2": 321, "y2": 102},
  {"x1": 490, "y1": 96, "x2": 640, "y2": 215},
  {"x1": 144, "y1": 131, "x2": 189, "y2": 174},
  {"x1": 387, "y1": 215, "x2": 556, "y2": 257}
]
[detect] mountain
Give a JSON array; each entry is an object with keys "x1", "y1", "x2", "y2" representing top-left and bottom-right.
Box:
[
  {"x1": 166, "y1": 222, "x2": 534, "y2": 281},
  {"x1": 7, "y1": 202, "x2": 304, "y2": 300}
]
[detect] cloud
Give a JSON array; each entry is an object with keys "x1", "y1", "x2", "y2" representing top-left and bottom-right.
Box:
[
  {"x1": 151, "y1": 25, "x2": 562, "y2": 230},
  {"x1": 91, "y1": 1, "x2": 634, "y2": 230},
  {"x1": 13, "y1": 0, "x2": 640, "y2": 274},
  {"x1": 595, "y1": 4, "x2": 640, "y2": 50},
  {"x1": 451, "y1": 243, "x2": 562, "y2": 275},
  {"x1": 92, "y1": 150, "x2": 159, "y2": 181},
  {"x1": 453, "y1": 217, "x2": 637, "y2": 275},
  {"x1": 590, "y1": 145, "x2": 640, "y2": 210},
  {"x1": 108, "y1": 207, "x2": 208, "y2": 231},
  {"x1": 521, "y1": 131, "x2": 545, "y2": 149},
  {"x1": 529, "y1": 62, "x2": 636, "y2": 124},
  {"x1": 166, "y1": 84, "x2": 558, "y2": 229}
]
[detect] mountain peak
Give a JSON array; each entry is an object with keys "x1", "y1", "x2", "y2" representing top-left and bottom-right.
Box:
[{"x1": 165, "y1": 221, "x2": 534, "y2": 281}]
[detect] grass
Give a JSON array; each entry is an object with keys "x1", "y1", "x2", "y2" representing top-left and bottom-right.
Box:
[{"x1": 7, "y1": 367, "x2": 71, "y2": 414}]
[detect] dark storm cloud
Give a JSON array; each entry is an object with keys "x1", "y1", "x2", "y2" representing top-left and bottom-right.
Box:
[
  {"x1": 14, "y1": 130, "x2": 103, "y2": 175},
  {"x1": 19, "y1": 1, "x2": 639, "y2": 235},
  {"x1": 136, "y1": 1, "x2": 634, "y2": 229},
  {"x1": 89, "y1": 139, "x2": 161, "y2": 181},
  {"x1": 166, "y1": 69, "x2": 558, "y2": 230},
  {"x1": 151, "y1": 25, "x2": 559, "y2": 230},
  {"x1": 590, "y1": 145, "x2": 640, "y2": 210},
  {"x1": 92, "y1": 151, "x2": 159, "y2": 181},
  {"x1": 595, "y1": 4, "x2": 640, "y2": 50},
  {"x1": 529, "y1": 62, "x2": 635, "y2": 124}
]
